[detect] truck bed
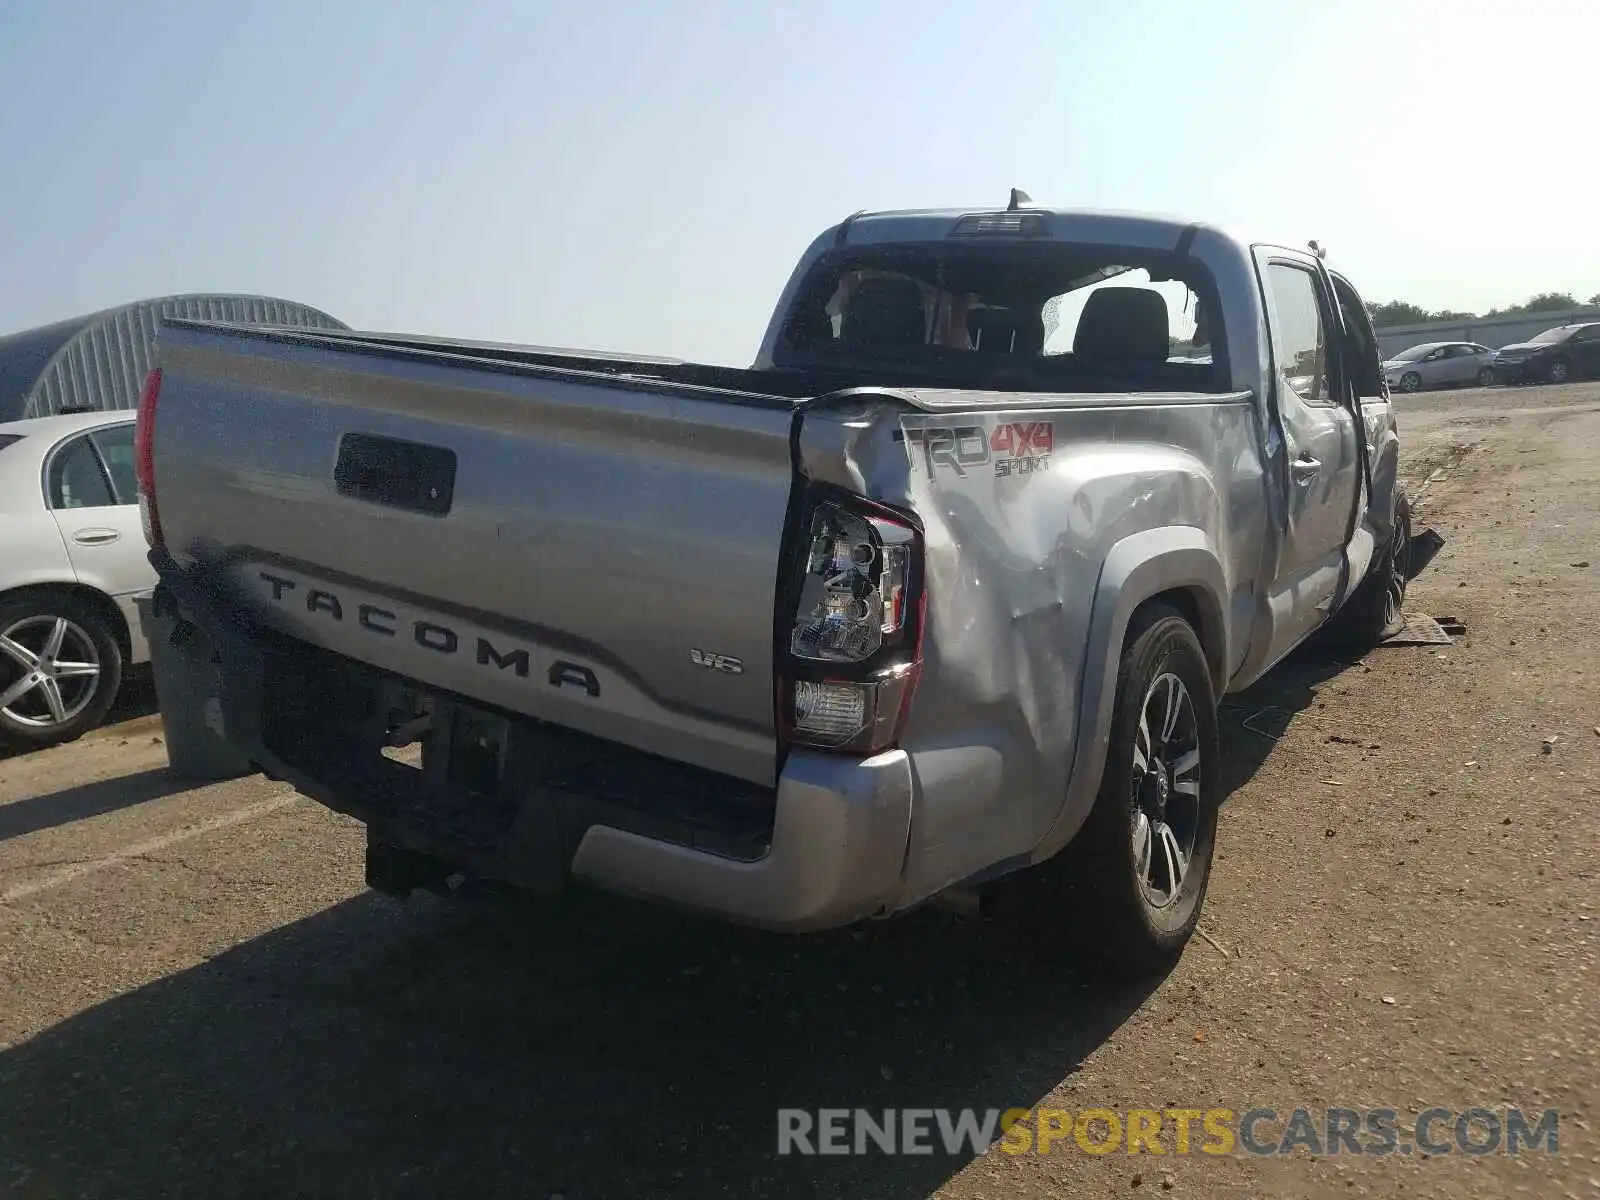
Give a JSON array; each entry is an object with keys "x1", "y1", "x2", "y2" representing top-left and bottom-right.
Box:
[
  {"x1": 150, "y1": 319, "x2": 806, "y2": 787},
  {"x1": 203, "y1": 321, "x2": 829, "y2": 405}
]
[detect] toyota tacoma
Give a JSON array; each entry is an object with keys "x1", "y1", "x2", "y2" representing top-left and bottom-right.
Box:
[{"x1": 137, "y1": 195, "x2": 1407, "y2": 975}]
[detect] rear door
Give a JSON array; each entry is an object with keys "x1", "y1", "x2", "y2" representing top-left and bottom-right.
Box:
[
  {"x1": 1412, "y1": 346, "x2": 1446, "y2": 386},
  {"x1": 1467, "y1": 344, "x2": 1495, "y2": 383},
  {"x1": 1435, "y1": 345, "x2": 1465, "y2": 383},
  {"x1": 45, "y1": 422, "x2": 155, "y2": 655},
  {"x1": 1448, "y1": 344, "x2": 1479, "y2": 383},
  {"x1": 1256, "y1": 253, "x2": 1362, "y2": 640}
]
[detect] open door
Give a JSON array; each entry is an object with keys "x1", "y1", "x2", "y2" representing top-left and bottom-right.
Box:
[{"x1": 1327, "y1": 273, "x2": 1386, "y2": 406}]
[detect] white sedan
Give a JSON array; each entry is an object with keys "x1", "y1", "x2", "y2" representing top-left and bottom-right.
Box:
[{"x1": 0, "y1": 410, "x2": 155, "y2": 747}]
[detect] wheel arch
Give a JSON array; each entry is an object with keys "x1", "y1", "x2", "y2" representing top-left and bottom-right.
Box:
[
  {"x1": 0, "y1": 581, "x2": 133, "y2": 660},
  {"x1": 1027, "y1": 526, "x2": 1230, "y2": 866}
]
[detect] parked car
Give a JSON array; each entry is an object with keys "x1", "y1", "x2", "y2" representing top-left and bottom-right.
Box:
[
  {"x1": 1381, "y1": 341, "x2": 1497, "y2": 392},
  {"x1": 1493, "y1": 322, "x2": 1600, "y2": 384},
  {"x1": 0, "y1": 410, "x2": 154, "y2": 747},
  {"x1": 141, "y1": 201, "x2": 1406, "y2": 976}
]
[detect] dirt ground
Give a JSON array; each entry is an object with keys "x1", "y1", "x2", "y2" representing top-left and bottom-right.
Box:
[{"x1": 1, "y1": 382, "x2": 1596, "y2": 1199}]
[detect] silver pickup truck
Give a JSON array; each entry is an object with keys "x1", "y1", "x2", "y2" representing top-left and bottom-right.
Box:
[{"x1": 139, "y1": 197, "x2": 1407, "y2": 976}]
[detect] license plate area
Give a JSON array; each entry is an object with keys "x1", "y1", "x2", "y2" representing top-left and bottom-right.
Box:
[
  {"x1": 369, "y1": 686, "x2": 523, "y2": 852},
  {"x1": 258, "y1": 638, "x2": 778, "y2": 869},
  {"x1": 377, "y1": 687, "x2": 506, "y2": 798},
  {"x1": 440, "y1": 704, "x2": 508, "y2": 797}
]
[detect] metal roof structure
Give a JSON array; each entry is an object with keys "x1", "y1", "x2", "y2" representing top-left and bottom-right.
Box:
[{"x1": 0, "y1": 294, "x2": 348, "y2": 422}]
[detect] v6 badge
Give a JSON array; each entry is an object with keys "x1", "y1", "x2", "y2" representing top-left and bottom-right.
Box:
[{"x1": 690, "y1": 648, "x2": 744, "y2": 675}]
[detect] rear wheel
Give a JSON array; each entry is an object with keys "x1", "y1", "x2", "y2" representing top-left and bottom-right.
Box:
[
  {"x1": 0, "y1": 593, "x2": 124, "y2": 749},
  {"x1": 1327, "y1": 488, "x2": 1411, "y2": 653},
  {"x1": 994, "y1": 606, "x2": 1220, "y2": 978}
]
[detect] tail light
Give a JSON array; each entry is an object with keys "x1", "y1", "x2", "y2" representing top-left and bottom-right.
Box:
[
  {"x1": 134, "y1": 368, "x2": 163, "y2": 549},
  {"x1": 777, "y1": 491, "x2": 925, "y2": 756}
]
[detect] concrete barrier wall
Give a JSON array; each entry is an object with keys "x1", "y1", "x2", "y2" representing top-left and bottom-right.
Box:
[{"x1": 1376, "y1": 308, "x2": 1600, "y2": 359}]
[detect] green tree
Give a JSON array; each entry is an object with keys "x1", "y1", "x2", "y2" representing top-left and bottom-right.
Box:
[
  {"x1": 1587, "y1": 292, "x2": 1600, "y2": 307},
  {"x1": 1517, "y1": 292, "x2": 1578, "y2": 313},
  {"x1": 1367, "y1": 300, "x2": 1430, "y2": 327}
]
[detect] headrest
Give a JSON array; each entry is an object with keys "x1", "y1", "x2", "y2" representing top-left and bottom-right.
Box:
[
  {"x1": 840, "y1": 277, "x2": 928, "y2": 348},
  {"x1": 1072, "y1": 287, "x2": 1171, "y2": 363}
]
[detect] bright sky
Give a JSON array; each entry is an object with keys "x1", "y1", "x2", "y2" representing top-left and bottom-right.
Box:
[{"x1": 2, "y1": 0, "x2": 1595, "y2": 366}]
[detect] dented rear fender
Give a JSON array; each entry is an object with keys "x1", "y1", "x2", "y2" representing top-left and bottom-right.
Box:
[{"x1": 795, "y1": 393, "x2": 1264, "y2": 906}]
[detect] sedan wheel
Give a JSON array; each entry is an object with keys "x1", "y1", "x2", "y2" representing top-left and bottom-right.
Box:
[
  {"x1": 1477, "y1": 367, "x2": 1496, "y2": 387},
  {"x1": 1399, "y1": 371, "x2": 1422, "y2": 393},
  {"x1": 0, "y1": 599, "x2": 123, "y2": 748}
]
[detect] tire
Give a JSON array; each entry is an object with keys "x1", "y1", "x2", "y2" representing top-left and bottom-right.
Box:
[
  {"x1": 1547, "y1": 358, "x2": 1571, "y2": 384},
  {"x1": 0, "y1": 592, "x2": 125, "y2": 749},
  {"x1": 993, "y1": 605, "x2": 1221, "y2": 979},
  {"x1": 1327, "y1": 488, "x2": 1412, "y2": 654},
  {"x1": 1476, "y1": 367, "x2": 1496, "y2": 387},
  {"x1": 1399, "y1": 372, "x2": 1422, "y2": 393}
]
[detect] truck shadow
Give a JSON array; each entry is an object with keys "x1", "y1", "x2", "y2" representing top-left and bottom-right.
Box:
[
  {"x1": 0, "y1": 886, "x2": 1159, "y2": 1199},
  {"x1": 1407, "y1": 527, "x2": 1446, "y2": 580},
  {"x1": 1216, "y1": 646, "x2": 1353, "y2": 796},
  {"x1": 1216, "y1": 524, "x2": 1452, "y2": 796},
  {"x1": 0, "y1": 539, "x2": 1457, "y2": 1193}
]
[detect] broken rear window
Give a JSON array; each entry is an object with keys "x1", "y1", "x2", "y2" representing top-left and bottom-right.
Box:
[{"x1": 772, "y1": 241, "x2": 1227, "y2": 393}]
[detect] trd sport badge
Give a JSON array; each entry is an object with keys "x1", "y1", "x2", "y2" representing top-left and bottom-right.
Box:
[{"x1": 905, "y1": 421, "x2": 1055, "y2": 479}]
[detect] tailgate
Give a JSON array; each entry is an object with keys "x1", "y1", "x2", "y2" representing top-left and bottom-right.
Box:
[{"x1": 152, "y1": 324, "x2": 798, "y2": 786}]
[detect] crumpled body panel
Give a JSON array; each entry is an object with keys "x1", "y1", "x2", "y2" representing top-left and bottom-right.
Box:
[{"x1": 797, "y1": 391, "x2": 1268, "y2": 907}]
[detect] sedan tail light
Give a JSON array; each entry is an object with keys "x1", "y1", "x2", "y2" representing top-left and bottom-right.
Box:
[{"x1": 777, "y1": 490, "x2": 925, "y2": 756}]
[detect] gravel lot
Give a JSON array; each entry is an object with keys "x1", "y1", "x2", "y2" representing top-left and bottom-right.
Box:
[{"x1": 1, "y1": 383, "x2": 1596, "y2": 1199}]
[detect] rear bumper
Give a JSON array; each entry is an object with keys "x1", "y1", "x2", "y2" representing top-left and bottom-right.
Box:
[
  {"x1": 569, "y1": 750, "x2": 913, "y2": 931},
  {"x1": 150, "y1": 556, "x2": 912, "y2": 932}
]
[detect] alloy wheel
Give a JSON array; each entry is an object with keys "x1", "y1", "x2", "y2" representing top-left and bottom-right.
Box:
[
  {"x1": 1129, "y1": 671, "x2": 1202, "y2": 910},
  {"x1": 1383, "y1": 516, "x2": 1411, "y2": 629},
  {"x1": 0, "y1": 616, "x2": 103, "y2": 729}
]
